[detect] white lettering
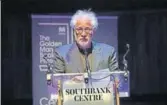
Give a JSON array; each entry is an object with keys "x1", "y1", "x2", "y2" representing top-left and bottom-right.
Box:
[
  {"x1": 39, "y1": 97, "x2": 57, "y2": 105},
  {"x1": 59, "y1": 27, "x2": 66, "y2": 33},
  {"x1": 39, "y1": 35, "x2": 63, "y2": 72},
  {"x1": 40, "y1": 35, "x2": 50, "y2": 41},
  {"x1": 39, "y1": 97, "x2": 48, "y2": 105},
  {"x1": 48, "y1": 99, "x2": 56, "y2": 105},
  {"x1": 40, "y1": 57, "x2": 47, "y2": 64},
  {"x1": 39, "y1": 65, "x2": 48, "y2": 71},
  {"x1": 40, "y1": 47, "x2": 53, "y2": 53},
  {"x1": 40, "y1": 41, "x2": 61, "y2": 47},
  {"x1": 46, "y1": 53, "x2": 54, "y2": 58}
]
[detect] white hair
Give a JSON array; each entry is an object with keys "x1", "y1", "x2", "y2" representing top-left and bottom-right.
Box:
[{"x1": 70, "y1": 9, "x2": 98, "y2": 29}]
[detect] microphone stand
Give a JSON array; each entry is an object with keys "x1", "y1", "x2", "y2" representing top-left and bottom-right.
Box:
[
  {"x1": 123, "y1": 44, "x2": 130, "y2": 81},
  {"x1": 113, "y1": 43, "x2": 130, "y2": 105},
  {"x1": 84, "y1": 50, "x2": 91, "y2": 84},
  {"x1": 114, "y1": 43, "x2": 130, "y2": 105}
]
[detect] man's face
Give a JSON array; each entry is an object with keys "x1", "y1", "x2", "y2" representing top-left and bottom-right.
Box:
[{"x1": 74, "y1": 17, "x2": 94, "y2": 49}]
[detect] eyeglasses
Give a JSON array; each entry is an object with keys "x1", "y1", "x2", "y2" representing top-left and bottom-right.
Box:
[{"x1": 75, "y1": 27, "x2": 93, "y2": 34}]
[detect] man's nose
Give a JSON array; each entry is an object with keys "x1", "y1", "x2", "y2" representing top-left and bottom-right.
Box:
[{"x1": 81, "y1": 31, "x2": 87, "y2": 37}]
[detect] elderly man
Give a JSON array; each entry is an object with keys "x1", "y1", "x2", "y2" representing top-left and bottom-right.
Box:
[{"x1": 52, "y1": 9, "x2": 119, "y2": 73}]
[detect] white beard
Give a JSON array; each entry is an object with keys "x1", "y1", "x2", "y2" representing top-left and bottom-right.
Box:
[{"x1": 77, "y1": 41, "x2": 91, "y2": 50}]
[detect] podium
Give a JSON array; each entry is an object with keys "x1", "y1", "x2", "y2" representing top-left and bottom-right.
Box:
[{"x1": 47, "y1": 70, "x2": 130, "y2": 105}]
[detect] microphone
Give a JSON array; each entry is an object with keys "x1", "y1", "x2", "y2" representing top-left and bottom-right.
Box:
[
  {"x1": 84, "y1": 49, "x2": 91, "y2": 84},
  {"x1": 126, "y1": 44, "x2": 130, "y2": 49},
  {"x1": 123, "y1": 44, "x2": 130, "y2": 81},
  {"x1": 43, "y1": 55, "x2": 52, "y2": 85}
]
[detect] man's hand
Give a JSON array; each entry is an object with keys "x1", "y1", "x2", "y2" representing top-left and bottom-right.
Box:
[{"x1": 71, "y1": 75, "x2": 84, "y2": 83}]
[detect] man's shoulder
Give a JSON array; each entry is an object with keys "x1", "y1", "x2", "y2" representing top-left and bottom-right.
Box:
[
  {"x1": 95, "y1": 42, "x2": 115, "y2": 51},
  {"x1": 55, "y1": 44, "x2": 73, "y2": 53}
]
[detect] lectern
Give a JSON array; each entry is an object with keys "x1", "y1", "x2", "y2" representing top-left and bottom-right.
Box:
[{"x1": 47, "y1": 70, "x2": 130, "y2": 105}]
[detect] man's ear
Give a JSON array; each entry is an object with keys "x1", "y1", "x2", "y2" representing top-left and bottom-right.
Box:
[{"x1": 91, "y1": 29, "x2": 96, "y2": 35}]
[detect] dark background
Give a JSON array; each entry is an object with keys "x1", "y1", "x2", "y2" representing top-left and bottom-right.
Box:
[{"x1": 2, "y1": 0, "x2": 167, "y2": 105}]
